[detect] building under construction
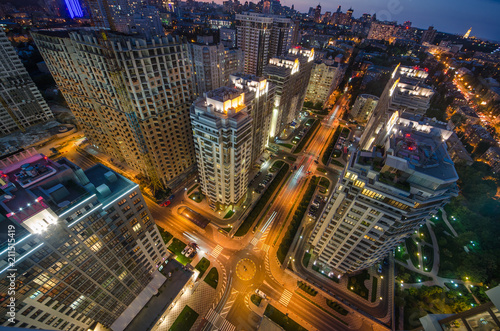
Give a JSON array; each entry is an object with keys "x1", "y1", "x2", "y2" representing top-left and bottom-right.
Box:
[
  {"x1": 0, "y1": 29, "x2": 53, "y2": 136},
  {"x1": 32, "y1": 29, "x2": 196, "y2": 188}
]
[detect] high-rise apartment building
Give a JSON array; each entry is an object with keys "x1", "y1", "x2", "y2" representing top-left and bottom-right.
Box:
[
  {"x1": 360, "y1": 65, "x2": 434, "y2": 149},
  {"x1": 230, "y1": 73, "x2": 275, "y2": 162},
  {"x1": 309, "y1": 116, "x2": 458, "y2": 274},
  {"x1": 0, "y1": 29, "x2": 53, "y2": 136},
  {"x1": 190, "y1": 87, "x2": 253, "y2": 206},
  {"x1": 263, "y1": 48, "x2": 314, "y2": 136},
  {"x1": 305, "y1": 59, "x2": 345, "y2": 106},
  {"x1": 349, "y1": 94, "x2": 379, "y2": 124},
  {"x1": 32, "y1": 30, "x2": 196, "y2": 187},
  {"x1": 0, "y1": 149, "x2": 168, "y2": 329},
  {"x1": 235, "y1": 12, "x2": 296, "y2": 76},
  {"x1": 421, "y1": 26, "x2": 437, "y2": 44},
  {"x1": 189, "y1": 41, "x2": 244, "y2": 96}
]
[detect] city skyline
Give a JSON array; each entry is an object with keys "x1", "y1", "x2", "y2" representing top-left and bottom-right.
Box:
[{"x1": 211, "y1": 0, "x2": 500, "y2": 42}]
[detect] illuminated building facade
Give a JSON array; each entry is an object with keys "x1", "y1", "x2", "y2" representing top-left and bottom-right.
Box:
[
  {"x1": 360, "y1": 65, "x2": 434, "y2": 149},
  {"x1": 309, "y1": 117, "x2": 458, "y2": 274},
  {"x1": 32, "y1": 30, "x2": 196, "y2": 188},
  {"x1": 263, "y1": 48, "x2": 314, "y2": 136},
  {"x1": 349, "y1": 94, "x2": 379, "y2": 124},
  {"x1": 235, "y1": 12, "x2": 296, "y2": 76},
  {"x1": 0, "y1": 149, "x2": 167, "y2": 329},
  {"x1": 190, "y1": 87, "x2": 253, "y2": 206},
  {"x1": 305, "y1": 59, "x2": 344, "y2": 106},
  {"x1": 189, "y1": 42, "x2": 244, "y2": 96},
  {"x1": 230, "y1": 73, "x2": 275, "y2": 162}
]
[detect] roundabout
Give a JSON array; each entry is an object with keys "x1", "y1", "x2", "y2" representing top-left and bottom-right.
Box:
[{"x1": 235, "y1": 258, "x2": 256, "y2": 281}]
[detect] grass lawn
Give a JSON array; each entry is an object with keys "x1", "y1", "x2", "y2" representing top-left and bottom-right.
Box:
[
  {"x1": 157, "y1": 225, "x2": 173, "y2": 245},
  {"x1": 168, "y1": 238, "x2": 192, "y2": 266},
  {"x1": 251, "y1": 294, "x2": 262, "y2": 307},
  {"x1": 223, "y1": 209, "x2": 234, "y2": 219},
  {"x1": 421, "y1": 244, "x2": 434, "y2": 271},
  {"x1": 395, "y1": 244, "x2": 409, "y2": 263},
  {"x1": 297, "y1": 281, "x2": 317, "y2": 296},
  {"x1": 332, "y1": 149, "x2": 342, "y2": 158},
  {"x1": 396, "y1": 264, "x2": 433, "y2": 283},
  {"x1": 319, "y1": 177, "x2": 330, "y2": 188},
  {"x1": 204, "y1": 267, "x2": 219, "y2": 289},
  {"x1": 347, "y1": 270, "x2": 370, "y2": 300},
  {"x1": 279, "y1": 143, "x2": 294, "y2": 149},
  {"x1": 264, "y1": 304, "x2": 308, "y2": 331},
  {"x1": 302, "y1": 252, "x2": 311, "y2": 268},
  {"x1": 187, "y1": 184, "x2": 198, "y2": 194},
  {"x1": 195, "y1": 257, "x2": 210, "y2": 277},
  {"x1": 287, "y1": 156, "x2": 297, "y2": 162},
  {"x1": 188, "y1": 191, "x2": 204, "y2": 203},
  {"x1": 405, "y1": 238, "x2": 420, "y2": 268},
  {"x1": 329, "y1": 159, "x2": 344, "y2": 167},
  {"x1": 418, "y1": 224, "x2": 432, "y2": 244},
  {"x1": 371, "y1": 277, "x2": 378, "y2": 302},
  {"x1": 169, "y1": 305, "x2": 199, "y2": 331},
  {"x1": 316, "y1": 167, "x2": 327, "y2": 173},
  {"x1": 326, "y1": 299, "x2": 348, "y2": 316}
]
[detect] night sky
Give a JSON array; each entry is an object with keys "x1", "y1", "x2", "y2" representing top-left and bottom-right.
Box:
[{"x1": 278, "y1": 0, "x2": 500, "y2": 42}]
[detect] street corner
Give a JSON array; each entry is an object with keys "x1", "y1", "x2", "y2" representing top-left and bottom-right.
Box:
[{"x1": 236, "y1": 258, "x2": 257, "y2": 281}]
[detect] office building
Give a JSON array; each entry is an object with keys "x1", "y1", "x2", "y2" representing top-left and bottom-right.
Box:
[
  {"x1": 305, "y1": 59, "x2": 345, "y2": 106},
  {"x1": 230, "y1": 73, "x2": 275, "y2": 162},
  {"x1": 313, "y1": 4, "x2": 321, "y2": 23},
  {"x1": 235, "y1": 12, "x2": 296, "y2": 76},
  {"x1": 309, "y1": 116, "x2": 458, "y2": 274},
  {"x1": 263, "y1": 48, "x2": 314, "y2": 136},
  {"x1": 0, "y1": 149, "x2": 168, "y2": 329},
  {"x1": 420, "y1": 26, "x2": 437, "y2": 44},
  {"x1": 32, "y1": 30, "x2": 196, "y2": 188},
  {"x1": 0, "y1": 29, "x2": 53, "y2": 136},
  {"x1": 360, "y1": 65, "x2": 434, "y2": 149},
  {"x1": 190, "y1": 87, "x2": 253, "y2": 206},
  {"x1": 367, "y1": 22, "x2": 398, "y2": 42},
  {"x1": 349, "y1": 94, "x2": 379, "y2": 124},
  {"x1": 189, "y1": 41, "x2": 244, "y2": 97}
]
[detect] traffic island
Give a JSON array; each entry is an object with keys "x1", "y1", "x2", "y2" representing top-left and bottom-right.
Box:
[{"x1": 236, "y1": 258, "x2": 256, "y2": 281}]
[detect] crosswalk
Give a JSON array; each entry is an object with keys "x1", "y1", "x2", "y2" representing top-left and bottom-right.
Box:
[
  {"x1": 250, "y1": 236, "x2": 259, "y2": 246},
  {"x1": 205, "y1": 308, "x2": 235, "y2": 331},
  {"x1": 279, "y1": 289, "x2": 293, "y2": 307},
  {"x1": 261, "y1": 244, "x2": 270, "y2": 252},
  {"x1": 211, "y1": 245, "x2": 223, "y2": 259}
]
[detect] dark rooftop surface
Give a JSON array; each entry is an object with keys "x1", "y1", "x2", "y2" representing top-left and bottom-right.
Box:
[{"x1": 124, "y1": 260, "x2": 193, "y2": 331}]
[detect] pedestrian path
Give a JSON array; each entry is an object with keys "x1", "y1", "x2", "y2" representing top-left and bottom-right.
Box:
[
  {"x1": 205, "y1": 308, "x2": 236, "y2": 331},
  {"x1": 211, "y1": 245, "x2": 223, "y2": 259},
  {"x1": 279, "y1": 289, "x2": 293, "y2": 307}
]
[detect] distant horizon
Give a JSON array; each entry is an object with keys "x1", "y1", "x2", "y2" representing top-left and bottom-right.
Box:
[{"x1": 207, "y1": 0, "x2": 500, "y2": 43}]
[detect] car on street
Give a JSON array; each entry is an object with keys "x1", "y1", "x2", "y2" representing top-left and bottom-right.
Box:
[
  {"x1": 255, "y1": 289, "x2": 267, "y2": 299},
  {"x1": 160, "y1": 200, "x2": 171, "y2": 207}
]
